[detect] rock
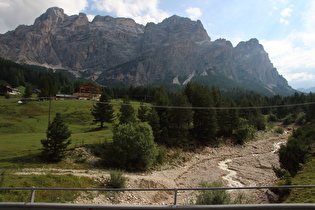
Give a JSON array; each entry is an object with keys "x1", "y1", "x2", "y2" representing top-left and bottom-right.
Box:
[{"x1": 0, "y1": 7, "x2": 295, "y2": 95}]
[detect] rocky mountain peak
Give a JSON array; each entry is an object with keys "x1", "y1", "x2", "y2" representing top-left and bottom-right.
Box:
[
  {"x1": 235, "y1": 38, "x2": 264, "y2": 52},
  {"x1": 161, "y1": 15, "x2": 210, "y2": 42},
  {"x1": 34, "y1": 7, "x2": 66, "y2": 32},
  {"x1": 92, "y1": 15, "x2": 138, "y2": 27},
  {"x1": 0, "y1": 7, "x2": 295, "y2": 95}
]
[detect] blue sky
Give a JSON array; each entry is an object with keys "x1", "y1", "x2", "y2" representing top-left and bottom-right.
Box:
[{"x1": 0, "y1": 0, "x2": 314, "y2": 89}]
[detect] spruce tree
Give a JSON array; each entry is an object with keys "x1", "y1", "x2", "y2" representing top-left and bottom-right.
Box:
[
  {"x1": 91, "y1": 92, "x2": 115, "y2": 128},
  {"x1": 186, "y1": 83, "x2": 218, "y2": 144},
  {"x1": 23, "y1": 83, "x2": 32, "y2": 98},
  {"x1": 168, "y1": 92, "x2": 193, "y2": 146},
  {"x1": 119, "y1": 96, "x2": 136, "y2": 124},
  {"x1": 41, "y1": 113, "x2": 71, "y2": 162},
  {"x1": 138, "y1": 102, "x2": 149, "y2": 122}
]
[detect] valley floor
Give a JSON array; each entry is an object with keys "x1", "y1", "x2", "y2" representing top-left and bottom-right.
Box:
[{"x1": 13, "y1": 128, "x2": 292, "y2": 205}]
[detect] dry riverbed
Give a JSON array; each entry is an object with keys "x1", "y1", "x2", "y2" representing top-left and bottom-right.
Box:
[{"x1": 14, "y1": 128, "x2": 292, "y2": 205}]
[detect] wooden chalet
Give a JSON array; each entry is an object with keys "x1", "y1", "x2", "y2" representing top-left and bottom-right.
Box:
[
  {"x1": 6, "y1": 86, "x2": 21, "y2": 95},
  {"x1": 73, "y1": 82, "x2": 102, "y2": 100}
]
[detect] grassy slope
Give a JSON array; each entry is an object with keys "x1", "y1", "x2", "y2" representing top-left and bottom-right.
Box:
[
  {"x1": 285, "y1": 157, "x2": 315, "y2": 203},
  {"x1": 0, "y1": 98, "x2": 118, "y2": 169}
]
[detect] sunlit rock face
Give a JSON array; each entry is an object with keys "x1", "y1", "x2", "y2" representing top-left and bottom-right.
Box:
[{"x1": 0, "y1": 7, "x2": 294, "y2": 95}]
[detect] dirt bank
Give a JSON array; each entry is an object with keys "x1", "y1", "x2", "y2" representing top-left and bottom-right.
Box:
[{"x1": 15, "y1": 129, "x2": 292, "y2": 205}]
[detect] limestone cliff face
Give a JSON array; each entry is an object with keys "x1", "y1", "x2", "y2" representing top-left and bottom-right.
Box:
[{"x1": 0, "y1": 7, "x2": 294, "y2": 95}]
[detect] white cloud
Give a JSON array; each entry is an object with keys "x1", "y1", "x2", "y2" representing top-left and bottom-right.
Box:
[
  {"x1": 91, "y1": 0, "x2": 169, "y2": 25},
  {"x1": 279, "y1": 6, "x2": 292, "y2": 25},
  {"x1": 260, "y1": 1, "x2": 315, "y2": 88},
  {"x1": 262, "y1": 32, "x2": 315, "y2": 88},
  {"x1": 280, "y1": 7, "x2": 292, "y2": 17},
  {"x1": 280, "y1": 17, "x2": 289, "y2": 25},
  {"x1": 285, "y1": 72, "x2": 315, "y2": 82},
  {"x1": 185, "y1": 7, "x2": 202, "y2": 20},
  {"x1": 0, "y1": 0, "x2": 88, "y2": 33}
]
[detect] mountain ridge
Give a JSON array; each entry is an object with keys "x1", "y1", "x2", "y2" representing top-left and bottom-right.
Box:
[{"x1": 0, "y1": 7, "x2": 295, "y2": 95}]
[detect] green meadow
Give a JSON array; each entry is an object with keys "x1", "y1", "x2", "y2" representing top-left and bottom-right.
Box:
[{"x1": 0, "y1": 98, "x2": 119, "y2": 169}]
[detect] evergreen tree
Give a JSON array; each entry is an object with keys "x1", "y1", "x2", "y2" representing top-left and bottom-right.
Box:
[
  {"x1": 146, "y1": 108, "x2": 160, "y2": 140},
  {"x1": 23, "y1": 83, "x2": 32, "y2": 98},
  {"x1": 138, "y1": 102, "x2": 149, "y2": 122},
  {"x1": 41, "y1": 113, "x2": 71, "y2": 162},
  {"x1": 186, "y1": 83, "x2": 218, "y2": 144},
  {"x1": 91, "y1": 92, "x2": 115, "y2": 128},
  {"x1": 168, "y1": 92, "x2": 193, "y2": 146},
  {"x1": 119, "y1": 96, "x2": 136, "y2": 124},
  {"x1": 153, "y1": 88, "x2": 171, "y2": 144}
]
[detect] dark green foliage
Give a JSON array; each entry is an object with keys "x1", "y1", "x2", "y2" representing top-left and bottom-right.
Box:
[
  {"x1": 295, "y1": 112, "x2": 306, "y2": 125},
  {"x1": 195, "y1": 181, "x2": 231, "y2": 205},
  {"x1": 191, "y1": 181, "x2": 250, "y2": 205},
  {"x1": 40, "y1": 113, "x2": 71, "y2": 162},
  {"x1": 91, "y1": 92, "x2": 115, "y2": 128},
  {"x1": 0, "y1": 57, "x2": 83, "y2": 96},
  {"x1": 279, "y1": 124, "x2": 315, "y2": 176},
  {"x1": 272, "y1": 166, "x2": 286, "y2": 178},
  {"x1": 268, "y1": 113, "x2": 278, "y2": 122},
  {"x1": 146, "y1": 108, "x2": 160, "y2": 140},
  {"x1": 118, "y1": 97, "x2": 136, "y2": 124},
  {"x1": 186, "y1": 83, "x2": 218, "y2": 144},
  {"x1": 282, "y1": 114, "x2": 295, "y2": 125},
  {"x1": 167, "y1": 92, "x2": 193, "y2": 146},
  {"x1": 152, "y1": 88, "x2": 172, "y2": 144},
  {"x1": 103, "y1": 122, "x2": 158, "y2": 171},
  {"x1": 105, "y1": 170, "x2": 127, "y2": 188},
  {"x1": 232, "y1": 118, "x2": 256, "y2": 145},
  {"x1": 23, "y1": 83, "x2": 32, "y2": 98},
  {"x1": 137, "y1": 103, "x2": 149, "y2": 122}
]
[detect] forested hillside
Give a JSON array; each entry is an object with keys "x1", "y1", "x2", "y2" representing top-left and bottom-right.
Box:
[{"x1": 0, "y1": 57, "x2": 84, "y2": 97}]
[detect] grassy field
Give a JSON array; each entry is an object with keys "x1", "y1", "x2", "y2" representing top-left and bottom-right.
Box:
[
  {"x1": 285, "y1": 157, "x2": 315, "y2": 203},
  {"x1": 0, "y1": 98, "x2": 123, "y2": 169},
  {"x1": 0, "y1": 96, "x2": 151, "y2": 202}
]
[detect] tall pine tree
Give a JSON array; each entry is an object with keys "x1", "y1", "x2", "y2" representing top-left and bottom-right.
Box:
[
  {"x1": 119, "y1": 96, "x2": 136, "y2": 124},
  {"x1": 41, "y1": 113, "x2": 71, "y2": 162},
  {"x1": 92, "y1": 92, "x2": 115, "y2": 128}
]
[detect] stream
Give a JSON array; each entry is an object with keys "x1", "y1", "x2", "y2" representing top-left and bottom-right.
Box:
[{"x1": 218, "y1": 140, "x2": 287, "y2": 188}]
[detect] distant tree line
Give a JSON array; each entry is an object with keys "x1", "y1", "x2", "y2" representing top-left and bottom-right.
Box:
[
  {"x1": 0, "y1": 57, "x2": 86, "y2": 97},
  {"x1": 100, "y1": 83, "x2": 315, "y2": 148}
]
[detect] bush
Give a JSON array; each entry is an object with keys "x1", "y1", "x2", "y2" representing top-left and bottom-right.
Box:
[
  {"x1": 272, "y1": 166, "x2": 286, "y2": 178},
  {"x1": 232, "y1": 118, "x2": 256, "y2": 145},
  {"x1": 274, "y1": 126, "x2": 284, "y2": 134},
  {"x1": 282, "y1": 114, "x2": 294, "y2": 125},
  {"x1": 105, "y1": 170, "x2": 127, "y2": 189},
  {"x1": 295, "y1": 112, "x2": 306, "y2": 125},
  {"x1": 268, "y1": 114, "x2": 278, "y2": 122},
  {"x1": 195, "y1": 181, "x2": 231, "y2": 205},
  {"x1": 190, "y1": 181, "x2": 250, "y2": 205},
  {"x1": 103, "y1": 122, "x2": 158, "y2": 171}
]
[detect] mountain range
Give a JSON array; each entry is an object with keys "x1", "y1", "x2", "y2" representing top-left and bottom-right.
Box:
[{"x1": 0, "y1": 7, "x2": 295, "y2": 95}]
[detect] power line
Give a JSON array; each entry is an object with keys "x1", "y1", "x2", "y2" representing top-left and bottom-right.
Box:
[{"x1": 1, "y1": 97, "x2": 315, "y2": 110}]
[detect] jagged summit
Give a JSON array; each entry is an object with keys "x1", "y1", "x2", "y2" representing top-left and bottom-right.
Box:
[{"x1": 0, "y1": 7, "x2": 295, "y2": 95}]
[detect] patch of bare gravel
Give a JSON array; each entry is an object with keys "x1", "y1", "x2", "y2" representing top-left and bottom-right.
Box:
[{"x1": 13, "y1": 128, "x2": 292, "y2": 205}]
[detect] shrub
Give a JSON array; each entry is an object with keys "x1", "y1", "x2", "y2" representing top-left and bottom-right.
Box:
[
  {"x1": 190, "y1": 181, "x2": 251, "y2": 205},
  {"x1": 272, "y1": 166, "x2": 286, "y2": 178},
  {"x1": 195, "y1": 181, "x2": 231, "y2": 205},
  {"x1": 282, "y1": 114, "x2": 294, "y2": 125},
  {"x1": 232, "y1": 118, "x2": 255, "y2": 145},
  {"x1": 295, "y1": 112, "x2": 306, "y2": 125},
  {"x1": 274, "y1": 126, "x2": 284, "y2": 134},
  {"x1": 103, "y1": 122, "x2": 158, "y2": 171},
  {"x1": 268, "y1": 114, "x2": 278, "y2": 122},
  {"x1": 105, "y1": 170, "x2": 127, "y2": 189}
]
